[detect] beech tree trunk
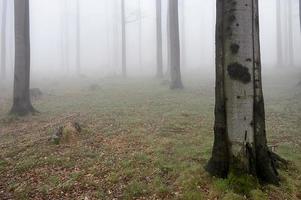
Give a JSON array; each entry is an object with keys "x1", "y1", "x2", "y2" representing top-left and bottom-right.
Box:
[
  {"x1": 121, "y1": 0, "x2": 126, "y2": 77},
  {"x1": 165, "y1": 3, "x2": 171, "y2": 79},
  {"x1": 276, "y1": 0, "x2": 283, "y2": 67},
  {"x1": 287, "y1": 0, "x2": 294, "y2": 66},
  {"x1": 206, "y1": 0, "x2": 279, "y2": 185},
  {"x1": 167, "y1": 0, "x2": 183, "y2": 89},
  {"x1": 180, "y1": 0, "x2": 186, "y2": 70},
  {"x1": 10, "y1": 0, "x2": 36, "y2": 116},
  {"x1": 138, "y1": 0, "x2": 142, "y2": 71},
  {"x1": 76, "y1": 0, "x2": 81, "y2": 75},
  {"x1": 299, "y1": 0, "x2": 301, "y2": 31},
  {"x1": 156, "y1": 0, "x2": 163, "y2": 78},
  {"x1": 61, "y1": 0, "x2": 70, "y2": 73},
  {"x1": 1, "y1": 0, "x2": 8, "y2": 79}
]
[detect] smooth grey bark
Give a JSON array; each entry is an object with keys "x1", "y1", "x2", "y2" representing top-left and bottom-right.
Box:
[
  {"x1": 10, "y1": 0, "x2": 36, "y2": 116},
  {"x1": 165, "y1": 2, "x2": 171, "y2": 79},
  {"x1": 75, "y1": 0, "x2": 81, "y2": 75},
  {"x1": 180, "y1": 0, "x2": 186, "y2": 70},
  {"x1": 121, "y1": 0, "x2": 126, "y2": 77},
  {"x1": 206, "y1": 0, "x2": 279, "y2": 185},
  {"x1": 105, "y1": 0, "x2": 111, "y2": 69},
  {"x1": 112, "y1": 0, "x2": 119, "y2": 73},
  {"x1": 61, "y1": 0, "x2": 70, "y2": 72},
  {"x1": 167, "y1": 0, "x2": 183, "y2": 89},
  {"x1": 276, "y1": 0, "x2": 283, "y2": 67},
  {"x1": 138, "y1": 0, "x2": 142, "y2": 71},
  {"x1": 156, "y1": 0, "x2": 163, "y2": 78},
  {"x1": 287, "y1": 0, "x2": 294, "y2": 66},
  {"x1": 299, "y1": 0, "x2": 301, "y2": 30},
  {"x1": 1, "y1": 0, "x2": 8, "y2": 79}
]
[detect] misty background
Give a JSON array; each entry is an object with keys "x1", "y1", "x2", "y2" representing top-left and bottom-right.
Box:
[{"x1": 0, "y1": 0, "x2": 300, "y2": 81}]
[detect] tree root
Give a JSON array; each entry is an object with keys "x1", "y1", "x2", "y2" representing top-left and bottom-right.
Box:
[{"x1": 269, "y1": 150, "x2": 289, "y2": 169}]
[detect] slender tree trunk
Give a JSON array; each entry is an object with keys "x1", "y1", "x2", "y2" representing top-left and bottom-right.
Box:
[
  {"x1": 156, "y1": 0, "x2": 163, "y2": 78},
  {"x1": 276, "y1": 0, "x2": 283, "y2": 67},
  {"x1": 138, "y1": 0, "x2": 142, "y2": 71},
  {"x1": 287, "y1": 0, "x2": 294, "y2": 66},
  {"x1": 106, "y1": 0, "x2": 111, "y2": 69},
  {"x1": 1, "y1": 0, "x2": 8, "y2": 79},
  {"x1": 299, "y1": 0, "x2": 301, "y2": 31},
  {"x1": 206, "y1": 0, "x2": 279, "y2": 185},
  {"x1": 121, "y1": 0, "x2": 126, "y2": 77},
  {"x1": 165, "y1": 2, "x2": 171, "y2": 79},
  {"x1": 10, "y1": 0, "x2": 36, "y2": 116},
  {"x1": 60, "y1": 5, "x2": 66, "y2": 71},
  {"x1": 167, "y1": 0, "x2": 183, "y2": 89},
  {"x1": 180, "y1": 0, "x2": 186, "y2": 70},
  {"x1": 113, "y1": 0, "x2": 119, "y2": 74},
  {"x1": 61, "y1": 0, "x2": 70, "y2": 73},
  {"x1": 75, "y1": 0, "x2": 81, "y2": 75}
]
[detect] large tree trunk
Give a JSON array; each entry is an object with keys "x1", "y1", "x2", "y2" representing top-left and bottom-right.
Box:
[
  {"x1": 156, "y1": 0, "x2": 163, "y2": 78},
  {"x1": 121, "y1": 0, "x2": 126, "y2": 78},
  {"x1": 75, "y1": 0, "x2": 81, "y2": 75},
  {"x1": 167, "y1": 0, "x2": 183, "y2": 89},
  {"x1": 276, "y1": 0, "x2": 283, "y2": 67},
  {"x1": 206, "y1": 0, "x2": 279, "y2": 185},
  {"x1": 1, "y1": 0, "x2": 8, "y2": 79},
  {"x1": 10, "y1": 0, "x2": 36, "y2": 116}
]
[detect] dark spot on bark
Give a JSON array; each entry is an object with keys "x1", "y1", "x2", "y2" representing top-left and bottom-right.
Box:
[
  {"x1": 236, "y1": 23, "x2": 239, "y2": 27},
  {"x1": 227, "y1": 63, "x2": 251, "y2": 84},
  {"x1": 229, "y1": 15, "x2": 236, "y2": 23},
  {"x1": 246, "y1": 58, "x2": 252, "y2": 62},
  {"x1": 230, "y1": 43, "x2": 240, "y2": 54}
]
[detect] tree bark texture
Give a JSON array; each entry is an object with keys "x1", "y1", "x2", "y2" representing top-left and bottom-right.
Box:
[
  {"x1": 206, "y1": 0, "x2": 279, "y2": 185},
  {"x1": 167, "y1": 0, "x2": 183, "y2": 89},
  {"x1": 156, "y1": 0, "x2": 163, "y2": 78},
  {"x1": 11, "y1": 0, "x2": 36, "y2": 116},
  {"x1": 1, "y1": 0, "x2": 8, "y2": 79}
]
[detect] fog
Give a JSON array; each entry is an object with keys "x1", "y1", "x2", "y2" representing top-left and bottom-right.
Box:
[
  {"x1": 1, "y1": 1, "x2": 301, "y2": 198},
  {"x1": 1, "y1": 0, "x2": 300, "y2": 81}
]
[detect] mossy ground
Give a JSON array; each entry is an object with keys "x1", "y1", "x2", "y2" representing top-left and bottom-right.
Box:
[{"x1": 0, "y1": 70, "x2": 300, "y2": 199}]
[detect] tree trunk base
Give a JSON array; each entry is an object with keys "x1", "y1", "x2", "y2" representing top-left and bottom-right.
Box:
[
  {"x1": 10, "y1": 104, "x2": 37, "y2": 116},
  {"x1": 170, "y1": 81, "x2": 183, "y2": 90},
  {"x1": 206, "y1": 149, "x2": 288, "y2": 186},
  {"x1": 205, "y1": 158, "x2": 228, "y2": 178}
]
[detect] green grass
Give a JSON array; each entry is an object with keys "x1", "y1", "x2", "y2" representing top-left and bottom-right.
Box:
[{"x1": 0, "y1": 74, "x2": 300, "y2": 199}]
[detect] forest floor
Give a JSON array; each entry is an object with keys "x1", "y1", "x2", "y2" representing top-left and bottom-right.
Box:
[{"x1": 0, "y1": 71, "x2": 301, "y2": 200}]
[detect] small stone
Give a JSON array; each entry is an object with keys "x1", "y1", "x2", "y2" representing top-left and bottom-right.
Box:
[{"x1": 50, "y1": 122, "x2": 82, "y2": 145}]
